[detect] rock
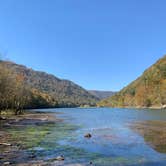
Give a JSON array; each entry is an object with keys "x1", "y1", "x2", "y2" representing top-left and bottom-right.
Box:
[
  {"x1": 161, "y1": 104, "x2": 166, "y2": 109},
  {"x1": 54, "y1": 155, "x2": 65, "y2": 161},
  {"x1": 4, "y1": 123, "x2": 10, "y2": 126},
  {"x1": 89, "y1": 161, "x2": 93, "y2": 165},
  {"x1": 3, "y1": 162, "x2": 10, "y2": 165},
  {"x1": 0, "y1": 143, "x2": 12, "y2": 146},
  {"x1": 4, "y1": 151, "x2": 10, "y2": 153},
  {"x1": 84, "y1": 133, "x2": 92, "y2": 138},
  {"x1": 0, "y1": 116, "x2": 6, "y2": 120},
  {"x1": 29, "y1": 154, "x2": 36, "y2": 158}
]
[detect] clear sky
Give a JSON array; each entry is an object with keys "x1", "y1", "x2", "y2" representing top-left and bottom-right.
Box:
[{"x1": 0, "y1": 0, "x2": 166, "y2": 91}]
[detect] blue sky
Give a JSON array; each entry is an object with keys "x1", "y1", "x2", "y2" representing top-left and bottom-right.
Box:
[{"x1": 0, "y1": 0, "x2": 166, "y2": 91}]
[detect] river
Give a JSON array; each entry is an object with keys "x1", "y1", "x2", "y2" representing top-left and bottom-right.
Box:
[
  {"x1": 37, "y1": 107, "x2": 166, "y2": 165},
  {"x1": 1, "y1": 107, "x2": 166, "y2": 165}
]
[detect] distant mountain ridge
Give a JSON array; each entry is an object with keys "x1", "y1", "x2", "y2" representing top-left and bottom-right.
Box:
[
  {"x1": 98, "y1": 55, "x2": 166, "y2": 108},
  {"x1": 0, "y1": 61, "x2": 99, "y2": 107},
  {"x1": 88, "y1": 90, "x2": 116, "y2": 100}
]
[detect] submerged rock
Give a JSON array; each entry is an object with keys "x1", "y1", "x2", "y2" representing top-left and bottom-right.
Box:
[
  {"x1": 54, "y1": 155, "x2": 65, "y2": 161},
  {"x1": 4, "y1": 123, "x2": 10, "y2": 127},
  {"x1": 3, "y1": 162, "x2": 10, "y2": 165},
  {"x1": 84, "y1": 133, "x2": 92, "y2": 138},
  {"x1": 29, "y1": 154, "x2": 36, "y2": 159}
]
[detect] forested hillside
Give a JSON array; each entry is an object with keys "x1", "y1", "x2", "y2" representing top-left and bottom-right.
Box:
[
  {"x1": 0, "y1": 61, "x2": 98, "y2": 113},
  {"x1": 98, "y1": 55, "x2": 166, "y2": 108},
  {"x1": 88, "y1": 90, "x2": 116, "y2": 99}
]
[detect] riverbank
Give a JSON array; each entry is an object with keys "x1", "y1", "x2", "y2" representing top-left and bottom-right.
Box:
[
  {"x1": 0, "y1": 111, "x2": 63, "y2": 165},
  {"x1": 99, "y1": 105, "x2": 166, "y2": 110}
]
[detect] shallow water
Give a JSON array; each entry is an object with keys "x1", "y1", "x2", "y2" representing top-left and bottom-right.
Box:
[
  {"x1": 35, "y1": 107, "x2": 166, "y2": 165},
  {"x1": 2, "y1": 108, "x2": 166, "y2": 165}
]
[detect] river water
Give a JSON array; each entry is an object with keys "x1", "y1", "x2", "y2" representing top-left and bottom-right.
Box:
[{"x1": 35, "y1": 107, "x2": 166, "y2": 165}]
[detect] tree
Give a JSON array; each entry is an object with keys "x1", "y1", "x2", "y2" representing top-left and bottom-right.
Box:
[{"x1": 0, "y1": 65, "x2": 29, "y2": 115}]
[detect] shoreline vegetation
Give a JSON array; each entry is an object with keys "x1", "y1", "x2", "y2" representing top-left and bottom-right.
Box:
[{"x1": 0, "y1": 60, "x2": 98, "y2": 112}]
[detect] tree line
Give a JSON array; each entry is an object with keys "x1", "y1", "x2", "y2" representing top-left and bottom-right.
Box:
[{"x1": 0, "y1": 63, "x2": 58, "y2": 115}]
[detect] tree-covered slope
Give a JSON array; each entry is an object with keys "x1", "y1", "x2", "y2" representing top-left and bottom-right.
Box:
[
  {"x1": 98, "y1": 55, "x2": 166, "y2": 108},
  {"x1": 88, "y1": 90, "x2": 116, "y2": 100},
  {"x1": 0, "y1": 61, "x2": 98, "y2": 108}
]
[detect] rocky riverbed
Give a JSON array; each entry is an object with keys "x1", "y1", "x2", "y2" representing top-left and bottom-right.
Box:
[{"x1": 0, "y1": 111, "x2": 63, "y2": 165}]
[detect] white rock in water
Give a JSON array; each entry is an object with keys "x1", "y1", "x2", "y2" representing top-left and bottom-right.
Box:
[
  {"x1": 3, "y1": 162, "x2": 10, "y2": 165},
  {"x1": 55, "y1": 155, "x2": 65, "y2": 161}
]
